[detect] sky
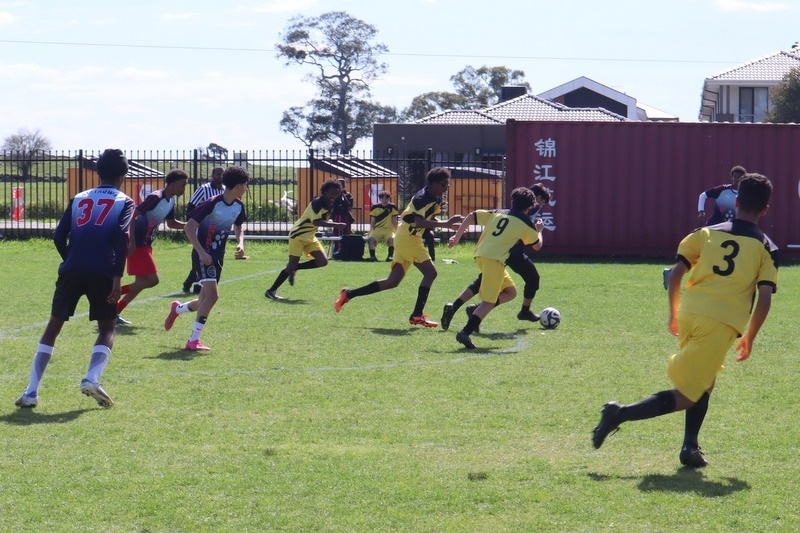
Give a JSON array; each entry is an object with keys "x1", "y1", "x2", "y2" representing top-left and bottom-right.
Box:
[{"x1": 0, "y1": 0, "x2": 798, "y2": 153}]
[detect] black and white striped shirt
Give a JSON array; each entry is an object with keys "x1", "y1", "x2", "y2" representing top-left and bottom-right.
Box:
[{"x1": 188, "y1": 182, "x2": 224, "y2": 211}]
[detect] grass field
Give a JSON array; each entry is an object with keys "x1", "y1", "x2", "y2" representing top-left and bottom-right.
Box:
[{"x1": 1, "y1": 239, "x2": 798, "y2": 532}]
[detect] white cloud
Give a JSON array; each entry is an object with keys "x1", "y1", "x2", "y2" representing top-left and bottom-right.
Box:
[
  {"x1": 0, "y1": 11, "x2": 17, "y2": 25},
  {"x1": 160, "y1": 12, "x2": 202, "y2": 21},
  {"x1": 715, "y1": 0, "x2": 790, "y2": 11},
  {"x1": 242, "y1": 0, "x2": 319, "y2": 14}
]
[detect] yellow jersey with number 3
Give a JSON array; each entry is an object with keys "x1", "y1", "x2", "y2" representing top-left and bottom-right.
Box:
[{"x1": 677, "y1": 219, "x2": 778, "y2": 333}]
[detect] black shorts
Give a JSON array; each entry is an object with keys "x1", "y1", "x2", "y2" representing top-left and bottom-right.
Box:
[
  {"x1": 192, "y1": 250, "x2": 224, "y2": 283},
  {"x1": 51, "y1": 271, "x2": 116, "y2": 322}
]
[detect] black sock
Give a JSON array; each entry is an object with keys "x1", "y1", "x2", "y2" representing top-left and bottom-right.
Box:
[
  {"x1": 452, "y1": 298, "x2": 465, "y2": 312},
  {"x1": 296, "y1": 260, "x2": 319, "y2": 270},
  {"x1": 269, "y1": 270, "x2": 289, "y2": 291},
  {"x1": 369, "y1": 249, "x2": 376, "y2": 258},
  {"x1": 619, "y1": 390, "x2": 676, "y2": 422},
  {"x1": 521, "y1": 304, "x2": 530, "y2": 312},
  {"x1": 683, "y1": 392, "x2": 710, "y2": 447},
  {"x1": 348, "y1": 281, "x2": 382, "y2": 299},
  {"x1": 462, "y1": 314, "x2": 482, "y2": 335},
  {"x1": 412, "y1": 285, "x2": 431, "y2": 317},
  {"x1": 387, "y1": 246, "x2": 394, "y2": 258}
]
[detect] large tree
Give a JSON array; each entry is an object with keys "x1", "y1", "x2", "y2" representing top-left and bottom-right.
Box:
[
  {"x1": 276, "y1": 11, "x2": 396, "y2": 153},
  {"x1": 402, "y1": 65, "x2": 531, "y2": 122},
  {"x1": 2, "y1": 127, "x2": 52, "y2": 178},
  {"x1": 766, "y1": 67, "x2": 800, "y2": 123}
]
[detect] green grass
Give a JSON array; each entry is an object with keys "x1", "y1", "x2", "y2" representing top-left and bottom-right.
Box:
[{"x1": 1, "y1": 239, "x2": 798, "y2": 532}]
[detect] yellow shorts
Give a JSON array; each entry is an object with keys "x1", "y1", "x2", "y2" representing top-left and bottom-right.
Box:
[
  {"x1": 288, "y1": 236, "x2": 324, "y2": 258},
  {"x1": 370, "y1": 227, "x2": 394, "y2": 244},
  {"x1": 667, "y1": 312, "x2": 738, "y2": 402},
  {"x1": 391, "y1": 235, "x2": 431, "y2": 273},
  {"x1": 475, "y1": 256, "x2": 515, "y2": 303}
]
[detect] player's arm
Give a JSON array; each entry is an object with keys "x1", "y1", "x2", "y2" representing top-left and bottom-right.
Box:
[
  {"x1": 666, "y1": 259, "x2": 689, "y2": 336},
  {"x1": 530, "y1": 219, "x2": 545, "y2": 251},
  {"x1": 448, "y1": 211, "x2": 476, "y2": 248},
  {"x1": 697, "y1": 191, "x2": 708, "y2": 219},
  {"x1": 184, "y1": 219, "x2": 212, "y2": 265},
  {"x1": 735, "y1": 284, "x2": 774, "y2": 362},
  {"x1": 53, "y1": 202, "x2": 73, "y2": 260}
]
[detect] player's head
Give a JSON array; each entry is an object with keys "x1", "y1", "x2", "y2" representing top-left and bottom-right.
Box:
[
  {"x1": 165, "y1": 169, "x2": 188, "y2": 197},
  {"x1": 96, "y1": 149, "x2": 128, "y2": 185},
  {"x1": 736, "y1": 173, "x2": 771, "y2": 215},
  {"x1": 426, "y1": 167, "x2": 451, "y2": 195},
  {"x1": 321, "y1": 179, "x2": 342, "y2": 206},
  {"x1": 378, "y1": 191, "x2": 391, "y2": 204},
  {"x1": 222, "y1": 166, "x2": 249, "y2": 197},
  {"x1": 730, "y1": 165, "x2": 747, "y2": 188},
  {"x1": 510, "y1": 187, "x2": 536, "y2": 212},
  {"x1": 530, "y1": 183, "x2": 551, "y2": 206},
  {"x1": 211, "y1": 166, "x2": 225, "y2": 186}
]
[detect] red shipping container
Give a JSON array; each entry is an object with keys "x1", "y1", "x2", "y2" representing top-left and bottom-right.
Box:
[{"x1": 506, "y1": 120, "x2": 800, "y2": 258}]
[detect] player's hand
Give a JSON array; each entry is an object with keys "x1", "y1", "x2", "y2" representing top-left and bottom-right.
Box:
[
  {"x1": 534, "y1": 219, "x2": 544, "y2": 232},
  {"x1": 108, "y1": 278, "x2": 121, "y2": 303},
  {"x1": 735, "y1": 336, "x2": 752, "y2": 362},
  {"x1": 668, "y1": 314, "x2": 679, "y2": 337},
  {"x1": 697, "y1": 210, "x2": 705, "y2": 219},
  {"x1": 200, "y1": 251, "x2": 212, "y2": 266},
  {"x1": 446, "y1": 215, "x2": 465, "y2": 225},
  {"x1": 448, "y1": 236, "x2": 458, "y2": 248}
]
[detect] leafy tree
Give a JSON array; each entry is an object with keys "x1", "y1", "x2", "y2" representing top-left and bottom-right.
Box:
[
  {"x1": 276, "y1": 11, "x2": 396, "y2": 153},
  {"x1": 766, "y1": 67, "x2": 800, "y2": 123},
  {"x1": 402, "y1": 65, "x2": 531, "y2": 122},
  {"x1": 2, "y1": 127, "x2": 52, "y2": 178},
  {"x1": 206, "y1": 142, "x2": 228, "y2": 161}
]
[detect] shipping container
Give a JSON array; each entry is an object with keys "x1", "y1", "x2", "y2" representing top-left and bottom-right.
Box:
[{"x1": 506, "y1": 120, "x2": 800, "y2": 258}]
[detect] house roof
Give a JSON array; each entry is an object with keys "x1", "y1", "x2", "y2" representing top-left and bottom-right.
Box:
[
  {"x1": 414, "y1": 93, "x2": 627, "y2": 125},
  {"x1": 83, "y1": 155, "x2": 163, "y2": 178},
  {"x1": 310, "y1": 154, "x2": 398, "y2": 178},
  {"x1": 706, "y1": 50, "x2": 800, "y2": 83},
  {"x1": 415, "y1": 109, "x2": 503, "y2": 125}
]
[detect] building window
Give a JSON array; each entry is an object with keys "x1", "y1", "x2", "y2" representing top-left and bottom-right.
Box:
[{"x1": 739, "y1": 87, "x2": 769, "y2": 122}]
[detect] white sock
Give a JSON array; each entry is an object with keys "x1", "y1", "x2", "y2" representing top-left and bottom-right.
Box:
[
  {"x1": 26, "y1": 343, "x2": 55, "y2": 395},
  {"x1": 85, "y1": 345, "x2": 112, "y2": 384},
  {"x1": 189, "y1": 321, "x2": 205, "y2": 343}
]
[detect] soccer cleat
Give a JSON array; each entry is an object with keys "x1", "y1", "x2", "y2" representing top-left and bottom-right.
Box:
[
  {"x1": 517, "y1": 309, "x2": 540, "y2": 322},
  {"x1": 367, "y1": 256, "x2": 378, "y2": 262},
  {"x1": 185, "y1": 340, "x2": 212, "y2": 351},
  {"x1": 265, "y1": 290, "x2": 285, "y2": 301},
  {"x1": 440, "y1": 303, "x2": 455, "y2": 331},
  {"x1": 288, "y1": 271, "x2": 295, "y2": 286},
  {"x1": 80, "y1": 379, "x2": 114, "y2": 408},
  {"x1": 115, "y1": 315, "x2": 132, "y2": 326},
  {"x1": 164, "y1": 301, "x2": 181, "y2": 331},
  {"x1": 679, "y1": 445, "x2": 709, "y2": 468},
  {"x1": 385, "y1": 256, "x2": 393, "y2": 262},
  {"x1": 456, "y1": 330, "x2": 477, "y2": 349},
  {"x1": 465, "y1": 303, "x2": 480, "y2": 334},
  {"x1": 409, "y1": 314, "x2": 438, "y2": 328},
  {"x1": 592, "y1": 401, "x2": 623, "y2": 449},
  {"x1": 334, "y1": 288, "x2": 351, "y2": 312},
  {"x1": 15, "y1": 391, "x2": 38, "y2": 408}
]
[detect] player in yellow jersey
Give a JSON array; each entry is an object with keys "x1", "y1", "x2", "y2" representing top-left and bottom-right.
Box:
[
  {"x1": 366, "y1": 191, "x2": 398, "y2": 262},
  {"x1": 447, "y1": 187, "x2": 542, "y2": 349},
  {"x1": 593, "y1": 173, "x2": 778, "y2": 468},
  {"x1": 334, "y1": 167, "x2": 464, "y2": 327},
  {"x1": 265, "y1": 180, "x2": 346, "y2": 300}
]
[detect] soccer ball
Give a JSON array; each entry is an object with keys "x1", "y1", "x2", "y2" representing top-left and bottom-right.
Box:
[{"x1": 540, "y1": 307, "x2": 561, "y2": 329}]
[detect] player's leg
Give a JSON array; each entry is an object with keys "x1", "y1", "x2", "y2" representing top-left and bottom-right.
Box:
[
  {"x1": 266, "y1": 254, "x2": 299, "y2": 299},
  {"x1": 408, "y1": 259, "x2": 438, "y2": 326},
  {"x1": 367, "y1": 234, "x2": 378, "y2": 261},
  {"x1": 335, "y1": 261, "x2": 406, "y2": 313},
  {"x1": 441, "y1": 275, "x2": 479, "y2": 331},
  {"x1": 386, "y1": 236, "x2": 394, "y2": 262},
  {"x1": 507, "y1": 253, "x2": 540, "y2": 322},
  {"x1": 81, "y1": 275, "x2": 119, "y2": 407}
]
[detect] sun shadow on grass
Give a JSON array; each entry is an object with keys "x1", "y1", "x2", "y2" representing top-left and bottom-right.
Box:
[
  {"x1": 150, "y1": 349, "x2": 212, "y2": 361},
  {"x1": 0, "y1": 408, "x2": 93, "y2": 425},
  {"x1": 587, "y1": 470, "x2": 750, "y2": 497},
  {"x1": 370, "y1": 327, "x2": 413, "y2": 337}
]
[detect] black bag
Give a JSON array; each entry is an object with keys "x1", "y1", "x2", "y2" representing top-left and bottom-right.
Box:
[{"x1": 334, "y1": 234, "x2": 365, "y2": 261}]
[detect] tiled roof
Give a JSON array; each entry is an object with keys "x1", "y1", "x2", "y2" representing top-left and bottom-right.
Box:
[
  {"x1": 484, "y1": 94, "x2": 627, "y2": 122},
  {"x1": 707, "y1": 50, "x2": 800, "y2": 82},
  {"x1": 310, "y1": 155, "x2": 398, "y2": 178},
  {"x1": 415, "y1": 109, "x2": 503, "y2": 125},
  {"x1": 415, "y1": 94, "x2": 627, "y2": 125}
]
